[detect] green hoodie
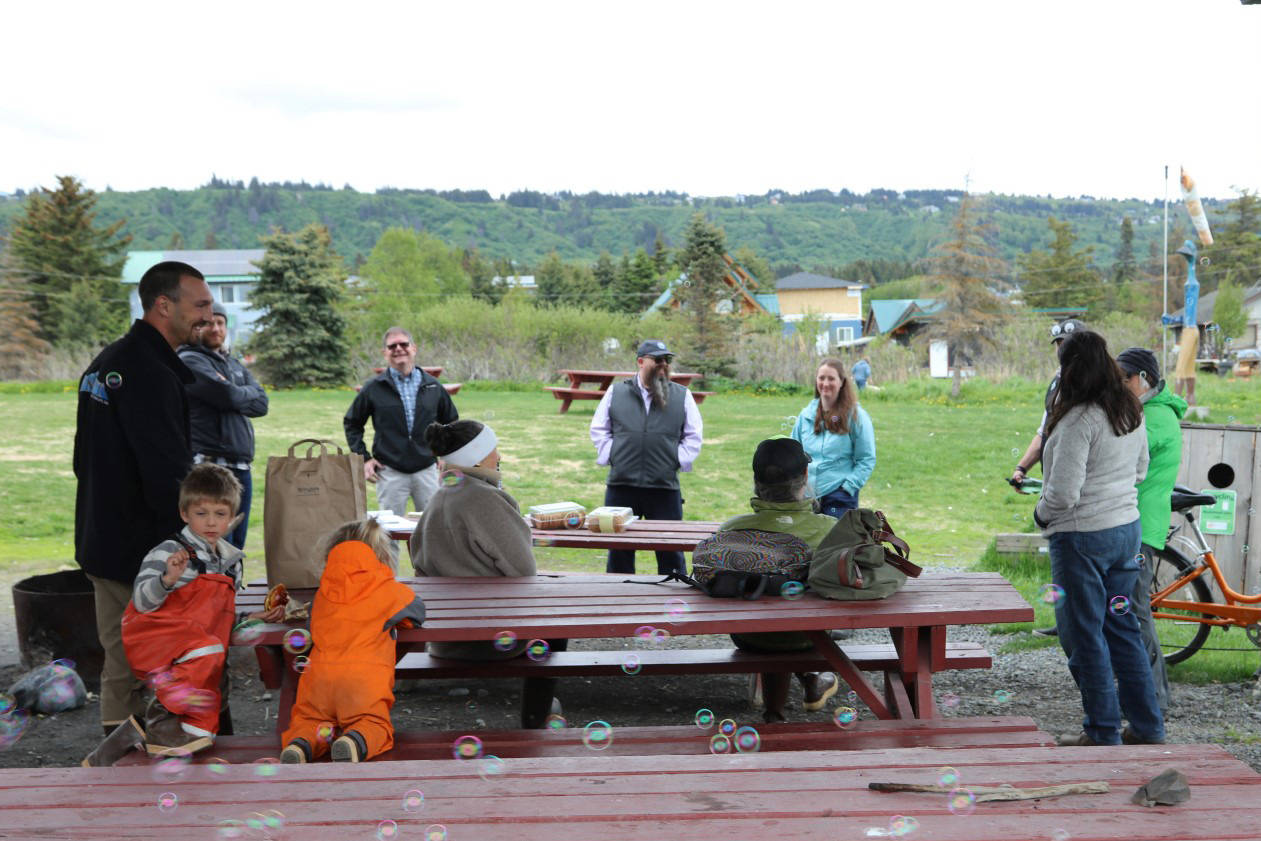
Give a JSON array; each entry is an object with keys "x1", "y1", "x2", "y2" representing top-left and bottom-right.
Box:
[{"x1": 1137, "y1": 384, "x2": 1187, "y2": 550}]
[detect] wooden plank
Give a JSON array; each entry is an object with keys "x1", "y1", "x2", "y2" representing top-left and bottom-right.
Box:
[{"x1": 994, "y1": 532, "x2": 1049, "y2": 555}]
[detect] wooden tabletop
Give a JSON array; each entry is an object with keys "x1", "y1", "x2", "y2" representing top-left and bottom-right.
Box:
[
  {"x1": 386, "y1": 518, "x2": 721, "y2": 552},
  {"x1": 560, "y1": 369, "x2": 701, "y2": 386},
  {"x1": 7, "y1": 743, "x2": 1258, "y2": 840}
]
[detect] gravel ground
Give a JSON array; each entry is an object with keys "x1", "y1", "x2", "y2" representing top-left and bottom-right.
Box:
[{"x1": 3, "y1": 625, "x2": 1260, "y2": 771}]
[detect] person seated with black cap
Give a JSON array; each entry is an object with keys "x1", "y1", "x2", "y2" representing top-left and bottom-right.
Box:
[{"x1": 722, "y1": 437, "x2": 840, "y2": 723}]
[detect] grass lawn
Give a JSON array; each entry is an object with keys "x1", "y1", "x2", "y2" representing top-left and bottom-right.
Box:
[{"x1": 2, "y1": 376, "x2": 1257, "y2": 682}]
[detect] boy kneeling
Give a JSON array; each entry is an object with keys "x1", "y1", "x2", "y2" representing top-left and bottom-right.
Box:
[{"x1": 83, "y1": 465, "x2": 282, "y2": 765}]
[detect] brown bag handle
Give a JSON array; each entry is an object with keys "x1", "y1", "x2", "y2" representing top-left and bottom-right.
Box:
[
  {"x1": 872, "y1": 511, "x2": 922, "y2": 578},
  {"x1": 286, "y1": 438, "x2": 345, "y2": 459}
]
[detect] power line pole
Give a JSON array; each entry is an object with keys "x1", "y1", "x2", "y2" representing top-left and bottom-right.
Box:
[{"x1": 1162, "y1": 165, "x2": 1169, "y2": 374}]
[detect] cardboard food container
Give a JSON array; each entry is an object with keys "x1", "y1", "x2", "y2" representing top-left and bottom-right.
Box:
[
  {"x1": 585, "y1": 506, "x2": 636, "y2": 533},
  {"x1": 528, "y1": 502, "x2": 587, "y2": 529}
]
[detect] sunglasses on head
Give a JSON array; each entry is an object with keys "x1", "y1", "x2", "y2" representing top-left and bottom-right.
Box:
[
  {"x1": 1050, "y1": 322, "x2": 1078, "y2": 339},
  {"x1": 386, "y1": 341, "x2": 412, "y2": 351},
  {"x1": 655, "y1": 355, "x2": 674, "y2": 364}
]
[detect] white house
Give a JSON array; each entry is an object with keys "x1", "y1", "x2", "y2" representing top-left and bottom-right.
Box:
[{"x1": 122, "y1": 249, "x2": 265, "y2": 346}]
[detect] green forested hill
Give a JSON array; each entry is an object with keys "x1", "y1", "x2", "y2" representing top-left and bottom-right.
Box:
[{"x1": 0, "y1": 181, "x2": 1212, "y2": 274}]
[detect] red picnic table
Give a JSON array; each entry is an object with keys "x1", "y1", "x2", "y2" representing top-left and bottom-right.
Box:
[
  {"x1": 13, "y1": 743, "x2": 1260, "y2": 839},
  {"x1": 356, "y1": 366, "x2": 461, "y2": 395},
  {"x1": 385, "y1": 517, "x2": 720, "y2": 553},
  {"x1": 546, "y1": 369, "x2": 713, "y2": 413},
  {"x1": 235, "y1": 571, "x2": 1033, "y2": 733}
]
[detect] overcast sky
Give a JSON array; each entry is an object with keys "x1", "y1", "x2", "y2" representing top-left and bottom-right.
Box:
[{"x1": 3, "y1": 1, "x2": 1258, "y2": 200}]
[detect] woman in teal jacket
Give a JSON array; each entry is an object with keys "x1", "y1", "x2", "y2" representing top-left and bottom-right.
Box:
[{"x1": 791, "y1": 358, "x2": 876, "y2": 517}]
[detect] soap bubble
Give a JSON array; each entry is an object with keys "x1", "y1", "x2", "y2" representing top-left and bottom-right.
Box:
[
  {"x1": 718, "y1": 718, "x2": 737, "y2": 737},
  {"x1": 465, "y1": 700, "x2": 477, "y2": 712},
  {"x1": 282, "y1": 628, "x2": 310, "y2": 654},
  {"x1": 621, "y1": 653, "x2": 642, "y2": 675},
  {"x1": 733, "y1": 725, "x2": 760, "y2": 753},
  {"x1": 939, "y1": 692, "x2": 961, "y2": 710},
  {"x1": 1011, "y1": 448, "x2": 1020, "y2": 457},
  {"x1": 1108, "y1": 595, "x2": 1131, "y2": 616},
  {"x1": 993, "y1": 689, "x2": 1012, "y2": 703},
  {"x1": 204, "y1": 757, "x2": 230, "y2": 776},
  {"x1": 947, "y1": 788, "x2": 976, "y2": 816},
  {"x1": 1038, "y1": 583, "x2": 1065, "y2": 605},
  {"x1": 233, "y1": 619, "x2": 265, "y2": 644},
  {"x1": 493, "y1": 630, "x2": 518, "y2": 651},
  {"x1": 889, "y1": 815, "x2": 919, "y2": 836},
  {"x1": 937, "y1": 766, "x2": 960, "y2": 787},
  {"x1": 376, "y1": 820, "x2": 399, "y2": 840},
  {"x1": 403, "y1": 790, "x2": 425, "y2": 811},
  {"x1": 216, "y1": 820, "x2": 245, "y2": 838},
  {"x1": 582, "y1": 720, "x2": 613, "y2": 750},
  {"x1": 479, "y1": 754, "x2": 506, "y2": 780},
  {"x1": 709, "y1": 734, "x2": 732, "y2": 754},
  {"x1": 846, "y1": 690, "x2": 858, "y2": 703},
  {"x1": 1051, "y1": 830, "x2": 1071, "y2": 841},
  {"x1": 664, "y1": 598, "x2": 689, "y2": 621},
  {"x1": 316, "y1": 722, "x2": 335, "y2": 744},
  {"x1": 292, "y1": 655, "x2": 310, "y2": 674},
  {"x1": 833, "y1": 707, "x2": 858, "y2": 729},
  {"x1": 157, "y1": 792, "x2": 178, "y2": 814},
  {"x1": 634, "y1": 625, "x2": 656, "y2": 642},
  {"x1": 452, "y1": 734, "x2": 483, "y2": 760},
  {"x1": 252, "y1": 758, "x2": 280, "y2": 777},
  {"x1": 152, "y1": 752, "x2": 193, "y2": 784},
  {"x1": 0, "y1": 695, "x2": 13, "y2": 716},
  {"x1": 650, "y1": 628, "x2": 671, "y2": 645},
  {"x1": 566, "y1": 513, "x2": 582, "y2": 528},
  {"x1": 545, "y1": 713, "x2": 567, "y2": 730},
  {"x1": 424, "y1": 826, "x2": 448, "y2": 841},
  {"x1": 441, "y1": 470, "x2": 464, "y2": 487},
  {"x1": 105, "y1": 372, "x2": 123, "y2": 389},
  {"x1": 780, "y1": 581, "x2": 806, "y2": 600},
  {"x1": 694, "y1": 708, "x2": 715, "y2": 729},
  {"x1": 525, "y1": 639, "x2": 550, "y2": 661}
]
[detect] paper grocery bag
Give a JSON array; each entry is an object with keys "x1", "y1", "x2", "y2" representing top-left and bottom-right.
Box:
[{"x1": 264, "y1": 438, "x2": 367, "y2": 588}]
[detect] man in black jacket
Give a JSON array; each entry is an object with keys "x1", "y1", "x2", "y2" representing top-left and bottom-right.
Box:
[
  {"x1": 179, "y1": 302, "x2": 269, "y2": 548},
  {"x1": 344, "y1": 327, "x2": 458, "y2": 515},
  {"x1": 74, "y1": 260, "x2": 214, "y2": 733}
]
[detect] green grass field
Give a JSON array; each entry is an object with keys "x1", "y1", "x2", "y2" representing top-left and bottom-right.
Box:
[{"x1": 3, "y1": 376, "x2": 1257, "y2": 681}]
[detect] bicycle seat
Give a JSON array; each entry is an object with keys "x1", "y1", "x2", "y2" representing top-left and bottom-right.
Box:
[{"x1": 1171, "y1": 486, "x2": 1217, "y2": 512}]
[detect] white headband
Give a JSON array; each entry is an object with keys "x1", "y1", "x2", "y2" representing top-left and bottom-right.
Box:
[{"x1": 442, "y1": 425, "x2": 497, "y2": 469}]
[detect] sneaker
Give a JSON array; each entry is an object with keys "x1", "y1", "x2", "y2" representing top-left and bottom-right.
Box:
[
  {"x1": 801, "y1": 672, "x2": 839, "y2": 711},
  {"x1": 1121, "y1": 726, "x2": 1165, "y2": 746},
  {"x1": 144, "y1": 715, "x2": 213, "y2": 756},
  {"x1": 748, "y1": 674, "x2": 764, "y2": 709},
  {"x1": 331, "y1": 730, "x2": 366, "y2": 763},
  {"x1": 82, "y1": 716, "x2": 146, "y2": 767},
  {"x1": 281, "y1": 739, "x2": 311, "y2": 764},
  {"x1": 1056, "y1": 731, "x2": 1100, "y2": 746},
  {"x1": 1032, "y1": 626, "x2": 1059, "y2": 637}
]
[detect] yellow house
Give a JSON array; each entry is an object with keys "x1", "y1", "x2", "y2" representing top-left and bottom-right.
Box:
[{"x1": 775, "y1": 272, "x2": 867, "y2": 347}]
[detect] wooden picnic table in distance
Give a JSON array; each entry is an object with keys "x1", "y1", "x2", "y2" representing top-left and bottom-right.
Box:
[
  {"x1": 355, "y1": 365, "x2": 460, "y2": 394},
  {"x1": 546, "y1": 368, "x2": 713, "y2": 413},
  {"x1": 235, "y1": 571, "x2": 1033, "y2": 730},
  {"x1": 384, "y1": 517, "x2": 721, "y2": 553},
  {"x1": 10, "y1": 743, "x2": 1261, "y2": 840}
]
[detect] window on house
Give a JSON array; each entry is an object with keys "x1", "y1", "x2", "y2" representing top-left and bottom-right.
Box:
[
  {"x1": 835, "y1": 326, "x2": 855, "y2": 344},
  {"x1": 218, "y1": 285, "x2": 235, "y2": 303},
  {"x1": 235, "y1": 285, "x2": 249, "y2": 303}
]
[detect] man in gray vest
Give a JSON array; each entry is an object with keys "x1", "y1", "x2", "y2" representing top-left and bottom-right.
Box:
[{"x1": 589, "y1": 339, "x2": 704, "y2": 574}]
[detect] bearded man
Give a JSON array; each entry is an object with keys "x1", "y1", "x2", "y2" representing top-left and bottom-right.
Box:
[{"x1": 589, "y1": 339, "x2": 703, "y2": 574}]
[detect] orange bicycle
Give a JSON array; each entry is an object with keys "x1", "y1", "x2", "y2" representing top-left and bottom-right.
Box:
[{"x1": 1149, "y1": 485, "x2": 1261, "y2": 664}]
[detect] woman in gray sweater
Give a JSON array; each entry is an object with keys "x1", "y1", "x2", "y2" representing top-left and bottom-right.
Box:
[
  {"x1": 1034, "y1": 331, "x2": 1164, "y2": 747},
  {"x1": 409, "y1": 419, "x2": 563, "y2": 727}
]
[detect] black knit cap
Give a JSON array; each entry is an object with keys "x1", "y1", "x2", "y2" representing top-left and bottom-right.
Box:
[
  {"x1": 752, "y1": 437, "x2": 811, "y2": 484},
  {"x1": 1117, "y1": 347, "x2": 1161, "y2": 385}
]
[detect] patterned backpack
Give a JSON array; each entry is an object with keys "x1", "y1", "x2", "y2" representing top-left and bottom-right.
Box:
[{"x1": 689, "y1": 529, "x2": 812, "y2": 599}]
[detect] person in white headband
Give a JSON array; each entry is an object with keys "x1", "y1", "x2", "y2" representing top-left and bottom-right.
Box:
[{"x1": 410, "y1": 418, "x2": 566, "y2": 729}]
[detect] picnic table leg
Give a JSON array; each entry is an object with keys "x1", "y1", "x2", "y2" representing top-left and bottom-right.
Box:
[
  {"x1": 889, "y1": 627, "x2": 940, "y2": 719},
  {"x1": 805, "y1": 630, "x2": 892, "y2": 720},
  {"x1": 274, "y1": 650, "x2": 301, "y2": 734},
  {"x1": 558, "y1": 398, "x2": 571, "y2": 414}
]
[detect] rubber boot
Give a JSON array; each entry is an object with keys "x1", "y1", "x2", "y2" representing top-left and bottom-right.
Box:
[
  {"x1": 82, "y1": 716, "x2": 146, "y2": 767},
  {"x1": 331, "y1": 730, "x2": 367, "y2": 762},
  {"x1": 798, "y1": 672, "x2": 839, "y2": 711}
]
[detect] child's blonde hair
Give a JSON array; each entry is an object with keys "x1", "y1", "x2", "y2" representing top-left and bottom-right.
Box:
[{"x1": 319, "y1": 519, "x2": 397, "y2": 573}]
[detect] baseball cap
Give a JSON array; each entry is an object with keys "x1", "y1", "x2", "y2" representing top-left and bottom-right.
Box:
[
  {"x1": 752, "y1": 437, "x2": 811, "y2": 484},
  {"x1": 635, "y1": 339, "x2": 672, "y2": 358},
  {"x1": 1117, "y1": 347, "x2": 1161, "y2": 385},
  {"x1": 1050, "y1": 318, "x2": 1086, "y2": 343}
]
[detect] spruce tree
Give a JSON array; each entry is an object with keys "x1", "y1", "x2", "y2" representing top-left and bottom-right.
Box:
[
  {"x1": 1018, "y1": 216, "x2": 1100, "y2": 314},
  {"x1": 1204, "y1": 189, "x2": 1261, "y2": 295},
  {"x1": 0, "y1": 248, "x2": 51, "y2": 378},
  {"x1": 674, "y1": 213, "x2": 736, "y2": 377},
  {"x1": 249, "y1": 224, "x2": 350, "y2": 387},
  {"x1": 5, "y1": 175, "x2": 130, "y2": 348}
]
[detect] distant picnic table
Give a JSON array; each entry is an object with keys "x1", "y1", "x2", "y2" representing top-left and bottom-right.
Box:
[
  {"x1": 356, "y1": 365, "x2": 460, "y2": 395},
  {"x1": 546, "y1": 369, "x2": 713, "y2": 414}
]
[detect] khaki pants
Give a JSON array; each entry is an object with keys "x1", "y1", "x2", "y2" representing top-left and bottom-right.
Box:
[
  {"x1": 87, "y1": 574, "x2": 148, "y2": 728},
  {"x1": 375, "y1": 464, "x2": 439, "y2": 516}
]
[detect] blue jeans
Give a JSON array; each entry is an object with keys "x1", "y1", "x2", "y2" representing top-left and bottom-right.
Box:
[
  {"x1": 1049, "y1": 520, "x2": 1164, "y2": 745},
  {"x1": 819, "y1": 486, "x2": 859, "y2": 519},
  {"x1": 227, "y1": 466, "x2": 252, "y2": 550}
]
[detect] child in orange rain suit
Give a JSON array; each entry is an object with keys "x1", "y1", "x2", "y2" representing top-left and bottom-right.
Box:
[
  {"x1": 281, "y1": 519, "x2": 425, "y2": 763},
  {"x1": 83, "y1": 464, "x2": 284, "y2": 766}
]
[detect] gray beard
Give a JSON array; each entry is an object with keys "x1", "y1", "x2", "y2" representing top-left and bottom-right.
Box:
[{"x1": 649, "y1": 373, "x2": 670, "y2": 409}]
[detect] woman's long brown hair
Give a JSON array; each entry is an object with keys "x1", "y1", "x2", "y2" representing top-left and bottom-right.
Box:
[
  {"x1": 812, "y1": 358, "x2": 857, "y2": 435},
  {"x1": 1045, "y1": 331, "x2": 1143, "y2": 440}
]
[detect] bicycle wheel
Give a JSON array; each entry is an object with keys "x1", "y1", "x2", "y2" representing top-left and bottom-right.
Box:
[{"x1": 1149, "y1": 546, "x2": 1214, "y2": 665}]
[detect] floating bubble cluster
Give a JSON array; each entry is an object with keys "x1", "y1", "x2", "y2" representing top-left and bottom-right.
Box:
[
  {"x1": 733, "y1": 725, "x2": 760, "y2": 753},
  {"x1": 717, "y1": 718, "x2": 737, "y2": 737},
  {"x1": 709, "y1": 734, "x2": 732, "y2": 754}
]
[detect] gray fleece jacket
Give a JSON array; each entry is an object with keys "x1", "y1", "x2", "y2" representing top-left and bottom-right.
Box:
[
  {"x1": 409, "y1": 465, "x2": 536, "y2": 578},
  {"x1": 1034, "y1": 402, "x2": 1148, "y2": 536}
]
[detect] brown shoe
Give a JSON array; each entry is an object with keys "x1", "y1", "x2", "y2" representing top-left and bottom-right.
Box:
[
  {"x1": 1056, "y1": 731, "x2": 1101, "y2": 746},
  {"x1": 331, "y1": 730, "x2": 366, "y2": 762},
  {"x1": 801, "y1": 672, "x2": 839, "y2": 711},
  {"x1": 1121, "y1": 726, "x2": 1165, "y2": 745},
  {"x1": 82, "y1": 716, "x2": 146, "y2": 767},
  {"x1": 144, "y1": 714, "x2": 213, "y2": 756}
]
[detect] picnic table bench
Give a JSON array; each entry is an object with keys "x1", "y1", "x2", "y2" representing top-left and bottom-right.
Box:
[
  {"x1": 27, "y1": 743, "x2": 1261, "y2": 840},
  {"x1": 235, "y1": 571, "x2": 1032, "y2": 733},
  {"x1": 547, "y1": 368, "x2": 713, "y2": 413}
]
